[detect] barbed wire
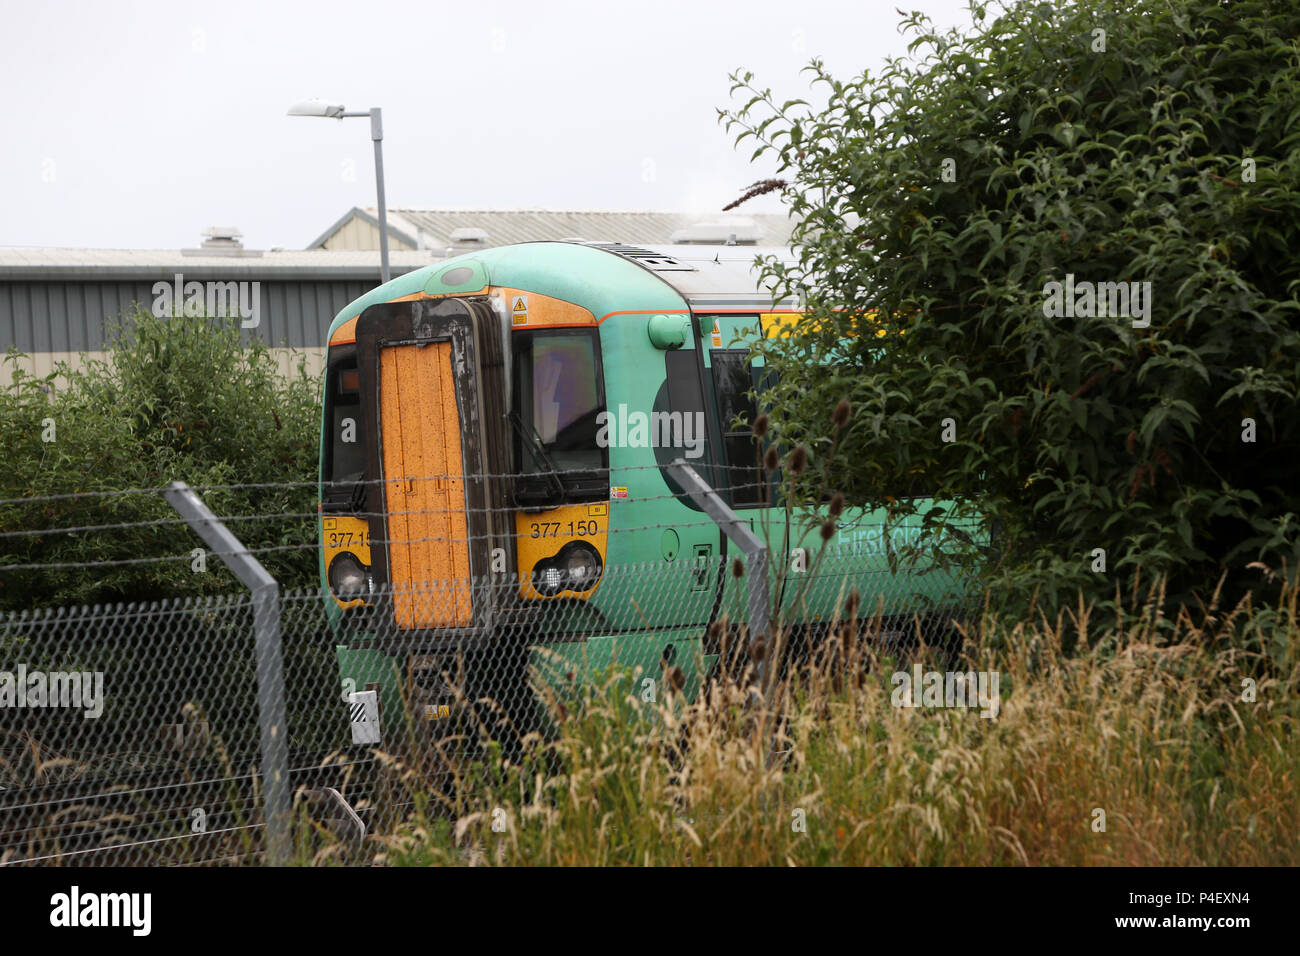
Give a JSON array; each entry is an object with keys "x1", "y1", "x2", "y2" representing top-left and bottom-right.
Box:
[
  {"x1": 0, "y1": 461, "x2": 773, "y2": 508},
  {"x1": 4, "y1": 822, "x2": 263, "y2": 867},
  {"x1": 0, "y1": 512, "x2": 956, "y2": 573},
  {"x1": 0, "y1": 756, "x2": 376, "y2": 815},
  {"x1": 0, "y1": 531, "x2": 954, "y2": 576},
  {"x1": 0, "y1": 478, "x2": 785, "y2": 540},
  {"x1": 0, "y1": 516, "x2": 802, "y2": 572},
  {"x1": 0, "y1": 557, "x2": 928, "y2": 622}
]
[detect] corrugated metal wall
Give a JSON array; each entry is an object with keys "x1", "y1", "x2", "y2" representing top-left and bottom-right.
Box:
[{"x1": 0, "y1": 280, "x2": 373, "y2": 354}]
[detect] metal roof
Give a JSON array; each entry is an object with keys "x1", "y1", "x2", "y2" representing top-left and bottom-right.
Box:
[
  {"x1": 0, "y1": 247, "x2": 440, "y2": 281},
  {"x1": 309, "y1": 207, "x2": 796, "y2": 251}
]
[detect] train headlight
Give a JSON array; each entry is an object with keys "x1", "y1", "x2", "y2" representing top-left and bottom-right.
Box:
[
  {"x1": 562, "y1": 545, "x2": 601, "y2": 589},
  {"x1": 329, "y1": 552, "x2": 370, "y2": 599},
  {"x1": 533, "y1": 542, "x2": 602, "y2": 596}
]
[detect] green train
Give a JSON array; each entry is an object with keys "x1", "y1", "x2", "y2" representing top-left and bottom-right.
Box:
[{"x1": 317, "y1": 240, "x2": 976, "y2": 744}]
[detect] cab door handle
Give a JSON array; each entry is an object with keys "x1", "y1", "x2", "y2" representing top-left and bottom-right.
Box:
[{"x1": 691, "y1": 544, "x2": 712, "y2": 591}]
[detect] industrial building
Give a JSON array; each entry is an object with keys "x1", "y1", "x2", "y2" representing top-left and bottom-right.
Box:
[
  {"x1": 0, "y1": 210, "x2": 792, "y2": 385},
  {"x1": 308, "y1": 207, "x2": 794, "y2": 254}
]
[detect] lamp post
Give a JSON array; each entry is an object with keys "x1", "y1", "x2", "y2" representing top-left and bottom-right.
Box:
[{"x1": 288, "y1": 99, "x2": 391, "y2": 284}]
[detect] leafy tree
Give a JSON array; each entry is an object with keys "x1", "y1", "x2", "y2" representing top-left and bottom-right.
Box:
[
  {"x1": 0, "y1": 307, "x2": 321, "y2": 611},
  {"x1": 724, "y1": 0, "x2": 1300, "y2": 627}
]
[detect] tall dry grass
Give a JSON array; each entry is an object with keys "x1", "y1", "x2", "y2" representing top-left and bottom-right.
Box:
[{"x1": 351, "y1": 577, "x2": 1299, "y2": 866}]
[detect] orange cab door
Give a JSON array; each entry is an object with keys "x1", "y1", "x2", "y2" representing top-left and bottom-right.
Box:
[{"x1": 378, "y1": 341, "x2": 472, "y2": 629}]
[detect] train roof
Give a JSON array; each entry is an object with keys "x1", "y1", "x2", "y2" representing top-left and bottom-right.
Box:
[
  {"x1": 579, "y1": 242, "x2": 800, "y2": 308},
  {"x1": 327, "y1": 240, "x2": 801, "y2": 340}
]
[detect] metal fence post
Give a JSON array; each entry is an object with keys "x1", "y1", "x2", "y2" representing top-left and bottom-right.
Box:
[
  {"x1": 666, "y1": 460, "x2": 771, "y2": 691},
  {"x1": 165, "y1": 481, "x2": 291, "y2": 865}
]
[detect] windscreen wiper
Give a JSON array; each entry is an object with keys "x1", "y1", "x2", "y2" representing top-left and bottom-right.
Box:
[
  {"x1": 322, "y1": 476, "x2": 369, "y2": 514},
  {"x1": 506, "y1": 411, "x2": 566, "y2": 501},
  {"x1": 348, "y1": 478, "x2": 369, "y2": 514}
]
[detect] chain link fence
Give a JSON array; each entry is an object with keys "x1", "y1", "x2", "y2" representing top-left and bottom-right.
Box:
[{"x1": 0, "y1": 474, "x2": 978, "y2": 866}]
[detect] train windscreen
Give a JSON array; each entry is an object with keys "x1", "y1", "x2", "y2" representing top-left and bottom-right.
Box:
[{"x1": 512, "y1": 329, "x2": 607, "y2": 500}]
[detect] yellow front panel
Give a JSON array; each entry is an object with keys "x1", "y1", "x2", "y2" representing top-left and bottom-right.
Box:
[
  {"x1": 380, "y1": 343, "x2": 473, "y2": 629},
  {"x1": 761, "y1": 311, "x2": 802, "y2": 337},
  {"x1": 762, "y1": 309, "x2": 897, "y2": 339},
  {"x1": 322, "y1": 514, "x2": 372, "y2": 610},
  {"x1": 515, "y1": 502, "x2": 608, "y2": 601}
]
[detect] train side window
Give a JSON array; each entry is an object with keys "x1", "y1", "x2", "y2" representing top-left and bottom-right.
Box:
[
  {"x1": 663, "y1": 348, "x2": 714, "y2": 486},
  {"x1": 711, "y1": 350, "x2": 768, "y2": 507}
]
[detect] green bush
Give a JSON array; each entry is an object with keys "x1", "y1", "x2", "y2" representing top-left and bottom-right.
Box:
[
  {"x1": 724, "y1": 0, "x2": 1300, "y2": 627},
  {"x1": 0, "y1": 306, "x2": 321, "y2": 611}
]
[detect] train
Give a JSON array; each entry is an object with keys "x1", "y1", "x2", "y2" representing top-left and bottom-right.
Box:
[{"x1": 316, "y1": 240, "x2": 978, "y2": 746}]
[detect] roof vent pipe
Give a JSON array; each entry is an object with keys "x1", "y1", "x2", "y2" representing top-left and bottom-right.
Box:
[
  {"x1": 201, "y1": 226, "x2": 244, "y2": 249},
  {"x1": 183, "y1": 226, "x2": 261, "y2": 257}
]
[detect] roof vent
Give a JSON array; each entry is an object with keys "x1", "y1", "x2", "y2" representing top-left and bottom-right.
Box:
[
  {"x1": 586, "y1": 242, "x2": 696, "y2": 271},
  {"x1": 183, "y1": 226, "x2": 262, "y2": 257},
  {"x1": 448, "y1": 227, "x2": 490, "y2": 246},
  {"x1": 670, "y1": 217, "x2": 762, "y2": 245},
  {"x1": 203, "y1": 226, "x2": 243, "y2": 248}
]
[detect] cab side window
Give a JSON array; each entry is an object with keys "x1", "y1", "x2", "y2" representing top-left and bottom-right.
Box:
[{"x1": 323, "y1": 349, "x2": 365, "y2": 509}]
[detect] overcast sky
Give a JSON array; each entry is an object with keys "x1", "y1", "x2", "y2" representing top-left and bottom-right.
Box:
[{"x1": 1, "y1": 0, "x2": 976, "y2": 250}]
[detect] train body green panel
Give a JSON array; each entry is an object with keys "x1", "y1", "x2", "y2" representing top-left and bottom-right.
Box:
[
  {"x1": 531, "y1": 630, "x2": 713, "y2": 706},
  {"x1": 335, "y1": 645, "x2": 402, "y2": 709}
]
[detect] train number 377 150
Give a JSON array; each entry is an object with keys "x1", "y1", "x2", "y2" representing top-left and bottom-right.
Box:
[
  {"x1": 530, "y1": 520, "x2": 598, "y2": 538},
  {"x1": 327, "y1": 531, "x2": 369, "y2": 548}
]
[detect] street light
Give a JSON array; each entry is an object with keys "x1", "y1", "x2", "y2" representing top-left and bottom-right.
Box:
[{"x1": 288, "y1": 99, "x2": 391, "y2": 284}]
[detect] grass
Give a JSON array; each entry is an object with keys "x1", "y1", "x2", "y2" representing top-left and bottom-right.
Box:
[
  {"x1": 6, "y1": 576, "x2": 1295, "y2": 866},
  {"x1": 339, "y1": 576, "x2": 1299, "y2": 867}
]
